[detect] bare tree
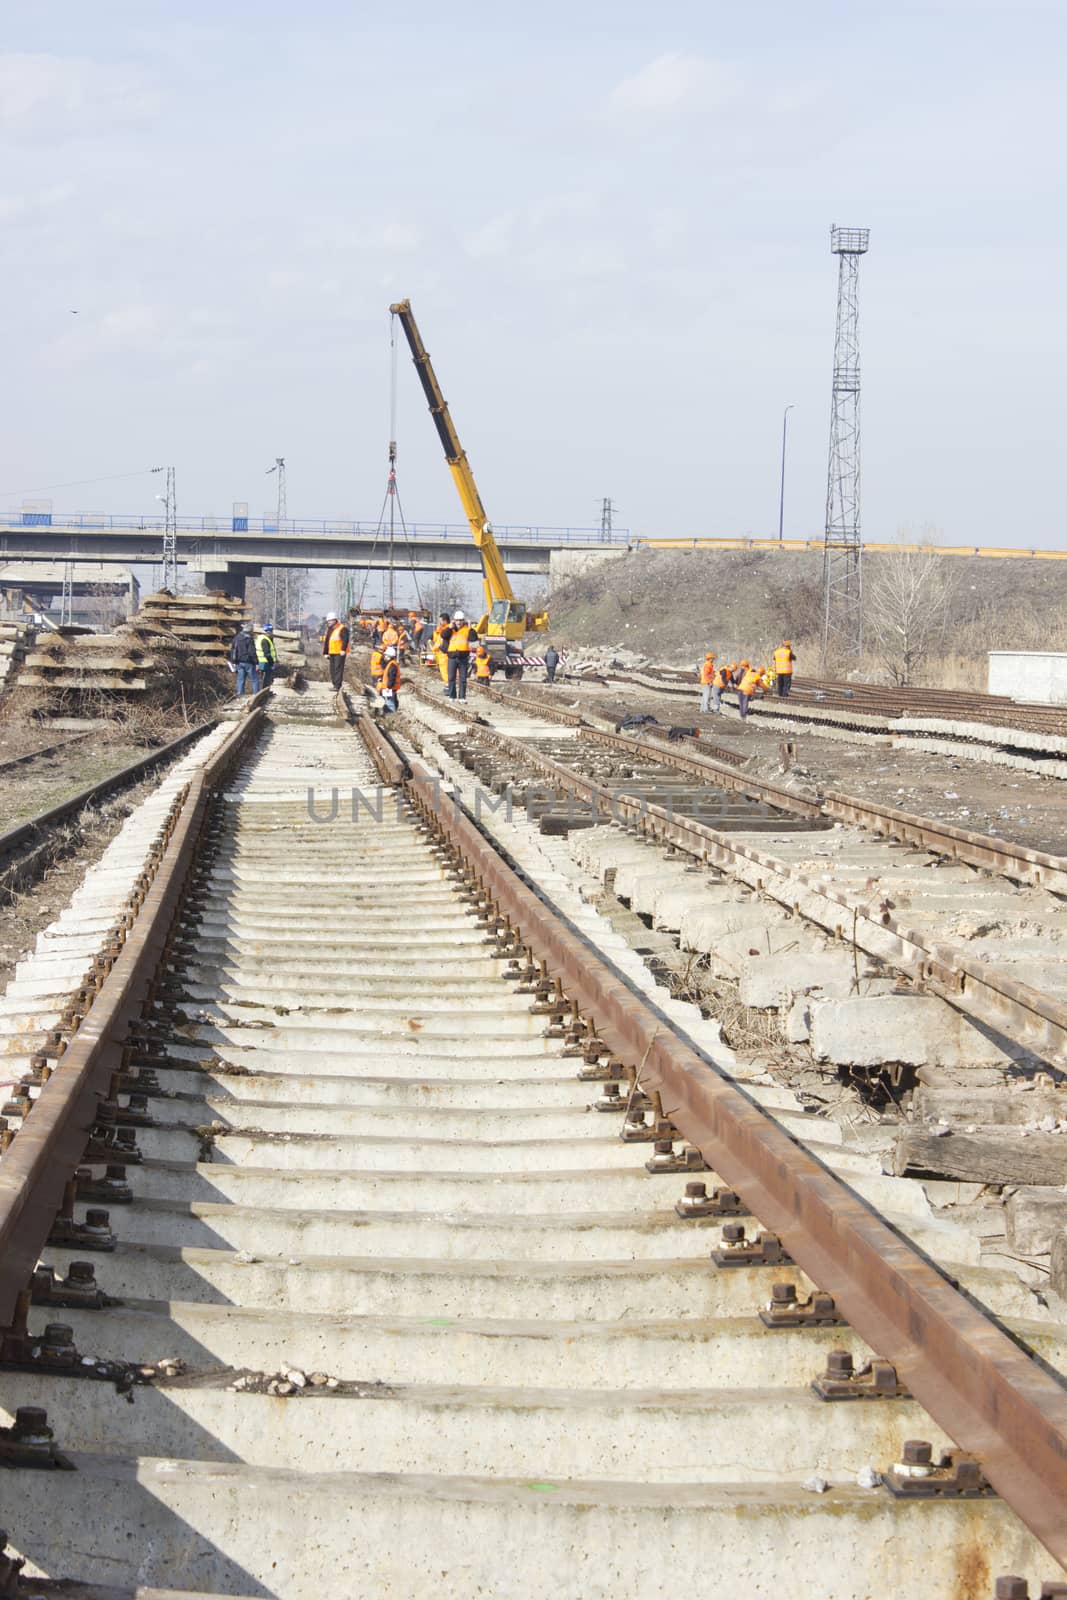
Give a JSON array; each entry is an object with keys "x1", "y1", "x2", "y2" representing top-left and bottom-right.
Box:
[{"x1": 866, "y1": 547, "x2": 958, "y2": 685}]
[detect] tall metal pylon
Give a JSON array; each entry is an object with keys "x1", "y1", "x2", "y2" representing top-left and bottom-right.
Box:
[
  {"x1": 266, "y1": 457, "x2": 287, "y2": 627},
  {"x1": 60, "y1": 541, "x2": 75, "y2": 626},
  {"x1": 822, "y1": 226, "x2": 869, "y2": 665},
  {"x1": 157, "y1": 467, "x2": 178, "y2": 594},
  {"x1": 600, "y1": 497, "x2": 615, "y2": 543}
]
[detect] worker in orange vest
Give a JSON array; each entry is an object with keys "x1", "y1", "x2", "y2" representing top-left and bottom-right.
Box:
[
  {"x1": 711, "y1": 659, "x2": 731, "y2": 713},
  {"x1": 772, "y1": 640, "x2": 796, "y2": 699},
  {"x1": 380, "y1": 647, "x2": 401, "y2": 713},
  {"x1": 474, "y1": 645, "x2": 492, "y2": 684},
  {"x1": 381, "y1": 621, "x2": 400, "y2": 650},
  {"x1": 370, "y1": 644, "x2": 384, "y2": 690},
  {"x1": 446, "y1": 610, "x2": 478, "y2": 701},
  {"x1": 322, "y1": 612, "x2": 350, "y2": 691},
  {"x1": 737, "y1": 661, "x2": 764, "y2": 722},
  {"x1": 431, "y1": 613, "x2": 451, "y2": 683},
  {"x1": 699, "y1": 652, "x2": 716, "y2": 714}
]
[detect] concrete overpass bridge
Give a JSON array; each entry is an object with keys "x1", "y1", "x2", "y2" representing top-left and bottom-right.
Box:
[{"x1": 0, "y1": 511, "x2": 628, "y2": 596}]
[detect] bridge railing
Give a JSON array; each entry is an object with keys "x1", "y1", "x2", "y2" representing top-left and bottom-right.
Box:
[{"x1": 0, "y1": 512, "x2": 630, "y2": 545}]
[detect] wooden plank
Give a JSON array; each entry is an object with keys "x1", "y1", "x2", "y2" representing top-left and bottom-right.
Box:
[
  {"x1": 894, "y1": 1127, "x2": 1067, "y2": 1186},
  {"x1": 15, "y1": 672, "x2": 148, "y2": 691},
  {"x1": 914, "y1": 1086, "x2": 1067, "y2": 1128}
]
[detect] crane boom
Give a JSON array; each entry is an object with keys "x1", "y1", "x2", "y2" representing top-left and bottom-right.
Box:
[{"x1": 389, "y1": 299, "x2": 547, "y2": 652}]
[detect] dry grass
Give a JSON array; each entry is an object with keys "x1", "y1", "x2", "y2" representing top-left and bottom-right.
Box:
[{"x1": 657, "y1": 950, "x2": 788, "y2": 1055}]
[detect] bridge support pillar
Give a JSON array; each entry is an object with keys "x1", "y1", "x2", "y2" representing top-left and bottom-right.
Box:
[{"x1": 201, "y1": 566, "x2": 259, "y2": 600}]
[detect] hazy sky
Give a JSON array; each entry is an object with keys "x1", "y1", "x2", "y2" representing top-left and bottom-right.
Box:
[{"x1": 1, "y1": 1, "x2": 1064, "y2": 547}]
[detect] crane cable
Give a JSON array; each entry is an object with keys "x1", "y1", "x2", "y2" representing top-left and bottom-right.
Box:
[{"x1": 355, "y1": 313, "x2": 424, "y2": 615}]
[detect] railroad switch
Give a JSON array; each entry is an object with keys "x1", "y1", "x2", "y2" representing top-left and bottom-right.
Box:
[
  {"x1": 0, "y1": 1409, "x2": 72, "y2": 1471},
  {"x1": 645, "y1": 1139, "x2": 707, "y2": 1174},
  {"x1": 0, "y1": 1530, "x2": 26, "y2": 1595},
  {"x1": 760, "y1": 1283, "x2": 847, "y2": 1329},
  {"x1": 711, "y1": 1225, "x2": 793, "y2": 1268},
  {"x1": 75, "y1": 1164, "x2": 132, "y2": 1204},
  {"x1": 883, "y1": 1440, "x2": 995, "y2": 1499},
  {"x1": 32, "y1": 1262, "x2": 117, "y2": 1311},
  {"x1": 674, "y1": 1181, "x2": 746, "y2": 1218},
  {"x1": 621, "y1": 1113, "x2": 676, "y2": 1144}
]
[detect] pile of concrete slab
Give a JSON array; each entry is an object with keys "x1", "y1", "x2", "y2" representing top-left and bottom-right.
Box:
[
  {"x1": 0, "y1": 620, "x2": 31, "y2": 692},
  {"x1": 136, "y1": 591, "x2": 249, "y2": 665},
  {"x1": 15, "y1": 627, "x2": 162, "y2": 694},
  {"x1": 271, "y1": 627, "x2": 307, "y2": 669}
]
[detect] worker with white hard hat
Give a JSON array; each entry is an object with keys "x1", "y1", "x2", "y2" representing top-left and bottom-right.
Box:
[
  {"x1": 445, "y1": 609, "x2": 478, "y2": 702},
  {"x1": 322, "y1": 610, "x2": 350, "y2": 691},
  {"x1": 380, "y1": 644, "x2": 401, "y2": 713}
]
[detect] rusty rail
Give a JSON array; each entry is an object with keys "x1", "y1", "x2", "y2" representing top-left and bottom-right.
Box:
[
  {"x1": 405, "y1": 666, "x2": 1067, "y2": 898},
  {"x1": 0, "y1": 707, "x2": 265, "y2": 1326},
  {"x1": 355, "y1": 708, "x2": 1067, "y2": 1566},
  {"x1": 457, "y1": 718, "x2": 1067, "y2": 1058}
]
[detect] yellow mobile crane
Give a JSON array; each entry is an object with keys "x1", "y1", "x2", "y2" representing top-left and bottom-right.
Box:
[{"x1": 389, "y1": 298, "x2": 547, "y2": 677}]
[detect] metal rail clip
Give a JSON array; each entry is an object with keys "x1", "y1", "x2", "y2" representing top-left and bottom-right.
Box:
[
  {"x1": 883, "y1": 1441, "x2": 995, "y2": 1498},
  {"x1": 760, "y1": 1282, "x2": 847, "y2": 1328},
  {"x1": 711, "y1": 1225, "x2": 793, "y2": 1268}
]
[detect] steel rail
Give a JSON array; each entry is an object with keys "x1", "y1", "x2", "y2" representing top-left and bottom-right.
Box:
[
  {"x1": 0, "y1": 733, "x2": 90, "y2": 779},
  {"x1": 407, "y1": 668, "x2": 1067, "y2": 894},
  {"x1": 355, "y1": 709, "x2": 1067, "y2": 1567},
  {"x1": 0, "y1": 720, "x2": 217, "y2": 866},
  {"x1": 0, "y1": 707, "x2": 265, "y2": 1327},
  {"x1": 463, "y1": 720, "x2": 1067, "y2": 1058}
]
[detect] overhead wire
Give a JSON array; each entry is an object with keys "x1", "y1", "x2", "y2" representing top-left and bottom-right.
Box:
[
  {"x1": 356, "y1": 310, "x2": 424, "y2": 615},
  {"x1": 0, "y1": 466, "x2": 164, "y2": 500}
]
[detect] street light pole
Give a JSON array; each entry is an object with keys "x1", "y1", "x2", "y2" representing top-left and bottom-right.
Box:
[{"x1": 778, "y1": 404, "x2": 794, "y2": 542}]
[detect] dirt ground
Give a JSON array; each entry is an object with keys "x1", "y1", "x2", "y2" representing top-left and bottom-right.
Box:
[
  {"x1": 0, "y1": 772, "x2": 169, "y2": 995},
  {"x1": 512, "y1": 675, "x2": 1067, "y2": 858},
  {"x1": 548, "y1": 546, "x2": 1067, "y2": 684},
  {"x1": 0, "y1": 739, "x2": 154, "y2": 832}
]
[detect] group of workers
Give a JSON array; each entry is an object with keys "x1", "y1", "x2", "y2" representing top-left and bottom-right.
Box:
[
  {"x1": 314, "y1": 604, "x2": 565, "y2": 713},
  {"x1": 698, "y1": 641, "x2": 796, "y2": 720},
  {"x1": 227, "y1": 621, "x2": 279, "y2": 695}
]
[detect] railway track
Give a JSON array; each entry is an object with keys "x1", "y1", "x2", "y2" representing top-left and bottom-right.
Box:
[
  {"x1": 0, "y1": 715, "x2": 243, "y2": 905},
  {"x1": 597, "y1": 664, "x2": 1067, "y2": 775},
  {"x1": 0, "y1": 680, "x2": 1066, "y2": 1593}
]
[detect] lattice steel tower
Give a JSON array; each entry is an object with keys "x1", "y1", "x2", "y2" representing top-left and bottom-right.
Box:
[
  {"x1": 822, "y1": 226, "x2": 869, "y2": 663},
  {"x1": 155, "y1": 466, "x2": 178, "y2": 594}
]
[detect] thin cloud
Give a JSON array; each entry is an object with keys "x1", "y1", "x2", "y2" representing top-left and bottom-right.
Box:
[
  {"x1": 0, "y1": 52, "x2": 160, "y2": 142},
  {"x1": 605, "y1": 52, "x2": 742, "y2": 118}
]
